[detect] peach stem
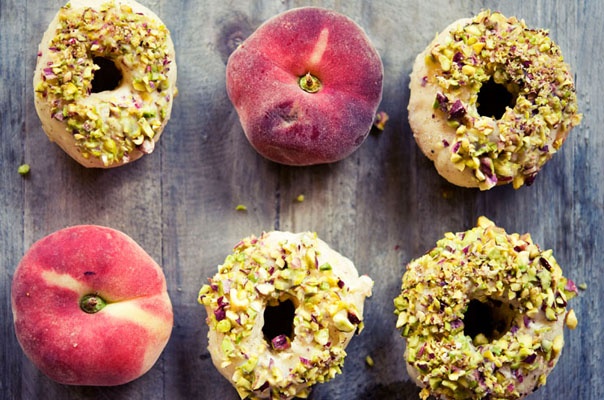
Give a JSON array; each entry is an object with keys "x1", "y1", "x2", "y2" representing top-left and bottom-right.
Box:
[
  {"x1": 299, "y1": 72, "x2": 322, "y2": 93},
  {"x1": 80, "y1": 294, "x2": 107, "y2": 314}
]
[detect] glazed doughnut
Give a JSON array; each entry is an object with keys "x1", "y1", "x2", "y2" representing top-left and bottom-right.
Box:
[
  {"x1": 408, "y1": 10, "x2": 581, "y2": 190},
  {"x1": 33, "y1": 0, "x2": 177, "y2": 168},
  {"x1": 394, "y1": 216, "x2": 578, "y2": 400},
  {"x1": 198, "y1": 231, "x2": 373, "y2": 399}
]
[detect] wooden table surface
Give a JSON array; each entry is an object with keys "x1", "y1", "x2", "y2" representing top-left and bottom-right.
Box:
[{"x1": 1, "y1": 0, "x2": 602, "y2": 399}]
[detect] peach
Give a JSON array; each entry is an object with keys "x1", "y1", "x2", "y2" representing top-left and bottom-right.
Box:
[
  {"x1": 11, "y1": 225, "x2": 173, "y2": 386},
  {"x1": 226, "y1": 7, "x2": 383, "y2": 166}
]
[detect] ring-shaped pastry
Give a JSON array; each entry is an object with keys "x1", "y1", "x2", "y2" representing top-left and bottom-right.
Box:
[
  {"x1": 33, "y1": 0, "x2": 177, "y2": 167},
  {"x1": 394, "y1": 217, "x2": 578, "y2": 399},
  {"x1": 199, "y1": 231, "x2": 373, "y2": 400},
  {"x1": 408, "y1": 10, "x2": 581, "y2": 190}
]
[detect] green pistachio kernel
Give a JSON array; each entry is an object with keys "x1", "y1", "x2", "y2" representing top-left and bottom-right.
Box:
[{"x1": 17, "y1": 164, "x2": 30, "y2": 175}]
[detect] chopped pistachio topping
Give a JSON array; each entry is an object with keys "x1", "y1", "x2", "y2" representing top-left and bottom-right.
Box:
[
  {"x1": 17, "y1": 164, "x2": 31, "y2": 175},
  {"x1": 365, "y1": 355, "x2": 375, "y2": 367},
  {"x1": 35, "y1": 1, "x2": 175, "y2": 166},
  {"x1": 565, "y1": 309, "x2": 578, "y2": 330},
  {"x1": 394, "y1": 216, "x2": 577, "y2": 399},
  {"x1": 373, "y1": 111, "x2": 389, "y2": 131},
  {"x1": 199, "y1": 232, "x2": 367, "y2": 400},
  {"x1": 425, "y1": 10, "x2": 581, "y2": 189}
]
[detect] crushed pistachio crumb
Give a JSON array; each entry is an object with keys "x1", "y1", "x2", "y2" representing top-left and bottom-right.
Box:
[
  {"x1": 425, "y1": 10, "x2": 581, "y2": 189},
  {"x1": 365, "y1": 355, "x2": 374, "y2": 367},
  {"x1": 373, "y1": 111, "x2": 389, "y2": 131},
  {"x1": 578, "y1": 282, "x2": 587, "y2": 290},
  {"x1": 35, "y1": 1, "x2": 175, "y2": 166},
  {"x1": 441, "y1": 188, "x2": 454, "y2": 200},
  {"x1": 235, "y1": 204, "x2": 247, "y2": 211},
  {"x1": 295, "y1": 194, "x2": 305, "y2": 203},
  {"x1": 394, "y1": 216, "x2": 576, "y2": 400},
  {"x1": 565, "y1": 309, "x2": 578, "y2": 330},
  {"x1": 18, "y1": 164, "x2": 30, "y2": 175}
]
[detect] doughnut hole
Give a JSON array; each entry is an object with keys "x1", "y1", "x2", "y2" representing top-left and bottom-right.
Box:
[
  {"x1": 263, "y1": 298, "x2": 296, "y2": 348},
  {"x1": 463, "y1": 298, "x2": 516, "y2": 343},
  {"x1": 91, "y1": 57, "x2": 122, "y2": 93},
  {"x1": 477, "y1": 77, "x2": 518, "y2": 120}
]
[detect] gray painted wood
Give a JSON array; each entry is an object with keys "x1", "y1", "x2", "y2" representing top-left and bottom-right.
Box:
[{"x1": 1, "y1": 0, "x2": 602, "y2": 399}]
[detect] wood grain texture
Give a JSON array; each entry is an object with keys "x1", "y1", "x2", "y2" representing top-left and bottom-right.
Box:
[{"x1": 1, "y1": 0, "x2": 602, "y2": 399}]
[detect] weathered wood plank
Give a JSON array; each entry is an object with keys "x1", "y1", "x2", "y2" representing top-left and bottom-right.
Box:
[
  {"x1": 0, "y1": 0, "x2": 27, "y2": 398},
  {"x1": 0, "y1": 0, "x2": 602, "y2": 399}
]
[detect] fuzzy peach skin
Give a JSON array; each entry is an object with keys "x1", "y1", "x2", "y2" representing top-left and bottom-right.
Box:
[
  {"x1": 11, "y1": 225, "x2": 173, "y2": 386},
  {"x1": 226, "y1": 7, "x2": 384, "y2": 166}
]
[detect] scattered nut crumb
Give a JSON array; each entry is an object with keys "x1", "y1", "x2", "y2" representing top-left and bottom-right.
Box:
[
  {"x1": 365, "y1": 355, "x2": 374, "y2": 367},
  {"x1": 565, "y1": 309, "x2": 578, "y2": 330},
  {"x1": 578, "y1": 282, "x2": 587, "y2": 290},
  {"x1": 295, "y1": 194, "x2": 305, "y2": 203},
  {"x1": 235, "y1": 204, "x2": 247, "y2": 211},
  {"x1": 441, "y1": 188, "x2": 454, "y2": 199},
  {"x1": 373, "y1": 111, "x2": 389, "y2": 131},
  {"x1": 18, "y1": 164, "x2": 30, "y2": 175}
]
